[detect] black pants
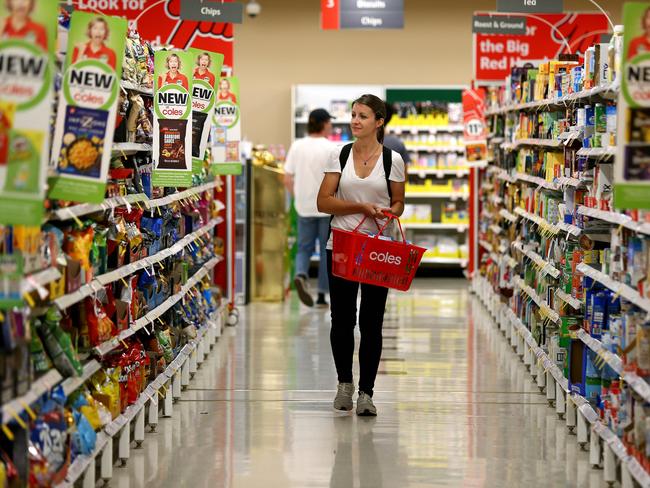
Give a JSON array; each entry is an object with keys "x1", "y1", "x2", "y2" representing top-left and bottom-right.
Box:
[{"x1": 327, "y1": 250, "x2": 389, "y2": 397}]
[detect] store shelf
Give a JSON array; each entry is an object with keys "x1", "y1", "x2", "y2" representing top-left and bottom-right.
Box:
[
  {"x1": 496, "y1": 170, "x2": 516, "y2": 184},
  {"x1": 555, "y1": 290, "x2": 582, "y2": 310},
  {"x1": 146, "y1": 181, "x2": 222, "y2": 209},
  {"x1": 1, "y1": 370, "x2": 62, "y2": 425},
  {"x1": 405, "y1": 145, "x2": 465, "y2": 153},
  {"x1": 94, "y1": 256, "x2": 222, "y2": 357},
  {"x1": 514, "y1": 172, "x2": 561, "y2": 191},
  {"x1": 577, "y1": 206, "x2": 650, "y2": 236},
  {"x1": 576, "y1": 263, "x2": 650, "y2": 314},
  {"x1": 485, "y1": 82, "x2": 619, "y2": 116},
  {"x1": 21, "y1": 267, "x2": 62, "y2": 296},
  {"x1": 407, "y1": 168, "x2": 469, "y2": 177},
  {"x1": 514, "y1": 207, "x2": 561, "y2": 235},
  {"x1": 420, "y1": 257, "x2": 467, "y2": 266},
  {"x1": 120, "y1": 80, "x2": 153, "y2": 96},
  {"x1": 53, "y1": 218, "x2": 222, "y2": 311},
  {"x1": 499, "y1": 209, "x2": 518, "y2": 223},
  {"x1": 489, "y1": 224, "x2": 502, "y2": 235},
  {"x1": 503, "y1": 139, "x2": 564, "y2": 151},
  {"x1": 555, "y1": 221, "x2": 582, "y2": 237},
  {"x1": 112, "y1": 143, "x2": 152, "y2": 155},
  {"x1": 513, "y1": 276, "x2": 560, "y2": 323},
  {"x1": 388, "y1": 124, "x2": 464, "y2": 134},
  {"x1": 403, "y1": 222, "x2": 468, "y2": 231},
  {"x1": 405, "y1": 192, "x2": 468, "y2": 200},
  {"x1": 479, "y1": 240, "x2": 493, "y2": 253},
  {"x1": 555, "y1": 176, "x2": 589, "y2": 188},
  {"x1": 512, "y1": 241, "x2": 561, "y2": 279},
  {"x1": 466, "y1": 160, "x2": 489, "y2": 169},
  {"x1": 61, "y1": 360, "x2": 102, "y2": 397},
  {"x1": 576, "y1": 146, "x2": 617, "y2": 159}
]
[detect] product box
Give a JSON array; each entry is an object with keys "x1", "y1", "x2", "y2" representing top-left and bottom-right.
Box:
[{"x1": 569, "y1": 339, "x2": 587, "y2": 396}]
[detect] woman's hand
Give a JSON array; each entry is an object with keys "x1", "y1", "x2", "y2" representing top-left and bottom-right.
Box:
[{"x1": 360, "y1": 203, "x2": 384, "y2": 219}]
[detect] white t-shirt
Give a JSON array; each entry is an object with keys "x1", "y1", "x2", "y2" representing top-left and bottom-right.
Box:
[
  {"x1": 284, "y1": 136, "x2": 335, "y2": 217},
  {"x1": 324, "y1": 146, "x2": 406, "y2": 250}
]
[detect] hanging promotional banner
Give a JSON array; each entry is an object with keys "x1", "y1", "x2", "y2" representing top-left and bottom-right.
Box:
[
  {"x1": 189, "y1": 48, "x2": 224, "y2": 175},
  {"x1": 75, "y1": 0, "x2": 234, "y2": 69},
  {"x1": 473, "y1": 12, "x2": 609, "y2": 82},
  {"x1": 615, "y1": 2, "x2": 650, "y2": 209},
  {"x1": 211, "y1": 77, "x2": 241, "y2": 175},
  {"x1": 153, "y1": 50, "x2": 193, "y2": 187},
  {"x1": 49, "y1": 12, "x2": 127, "y2": 203},
  {"x1": 0, "y1": 0, "x2": 57, "y2": 225},
  {"x1": 462, "y1": 88, "x2": 488, "y2": 162},
  {"x1": 321, "y1": 0, "x2": 404, "y2": 30}
]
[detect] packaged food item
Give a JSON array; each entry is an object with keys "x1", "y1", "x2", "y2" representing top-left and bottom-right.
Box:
[{"x1": 37, "y1": 308, "x2": 82, "y2": 377}]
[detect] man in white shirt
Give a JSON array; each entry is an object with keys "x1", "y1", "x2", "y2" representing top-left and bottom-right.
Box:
[{"x1": 284, "y1": 109, "x2": 335, "y2": 307}]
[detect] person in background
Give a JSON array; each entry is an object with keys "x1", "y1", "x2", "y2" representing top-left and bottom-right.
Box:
[
  {"x1": 382, "y1": 102, "x2": 411, "y2": 167},
  {"x1": 628, "y1": 7, "x2": 650, "y2": 59},
  {"x1": 284, "y1": 108, "x2": 335, "y2": 308}
]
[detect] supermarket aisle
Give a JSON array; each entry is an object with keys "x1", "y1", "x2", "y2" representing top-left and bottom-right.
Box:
[{"x1": 114, "y1": 279, "x2": 606, "y2": 488}]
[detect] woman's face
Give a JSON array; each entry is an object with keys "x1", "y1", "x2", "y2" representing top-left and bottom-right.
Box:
[
  {"x1": 198, "y1": 56, "x2": 209, "y2": 69},
  {"x1": 644, "y1": 11, "x2": 650, "y2": 34},
  {"x1": 90, "y1": 22, "x2": 107, "y2": 43},
  {"x1": 351, "y1": 103, "x2": 381, "y2": 140},
  {"x1": 220, "y1": 80, "x2": 230, "y2": 92},
  {"x1": 8, "y1": 0, "x2": 31, "y2": 17},
  {"x1": 168, "y1": 57, "x2": 179, "y2": 71}
]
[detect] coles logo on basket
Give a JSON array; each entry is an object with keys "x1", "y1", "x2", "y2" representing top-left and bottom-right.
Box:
[{"x1": 369, "y1": 251, "x2": 402, "y2": 266}]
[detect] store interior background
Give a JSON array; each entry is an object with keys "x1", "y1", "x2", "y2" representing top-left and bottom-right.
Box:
[{"x1": 235, "y1": 0, "x2": 628, "y2": 149}]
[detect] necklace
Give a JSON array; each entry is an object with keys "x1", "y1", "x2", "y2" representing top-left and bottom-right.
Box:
[{"x1": 355, "y1": 143, "x2": 380, "y2": 166}]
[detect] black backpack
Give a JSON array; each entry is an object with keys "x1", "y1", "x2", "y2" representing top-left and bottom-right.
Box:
[{"x1": 337, "y1": 143, "x2": 393, "y2": 199}]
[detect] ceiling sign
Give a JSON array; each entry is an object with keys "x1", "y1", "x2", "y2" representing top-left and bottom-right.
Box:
[{"x1": 321, "y1": 0, "x2": 404, "y2": 30}]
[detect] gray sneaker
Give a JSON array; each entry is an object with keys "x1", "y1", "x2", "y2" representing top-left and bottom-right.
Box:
[
  {"x1": 333, "y1": 382, "x2": 354, "y2": 411},
  {"x1": 356, "y1": 391, "x2": 377, "y2": 416},
  {"x1": 294, "y1": 274, "x2": 314, "y2": 307}
]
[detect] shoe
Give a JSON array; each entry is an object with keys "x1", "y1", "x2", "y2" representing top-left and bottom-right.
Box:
[
  {"x1": 333, "y1": 382, "x2": 354, "y2": 411},
  {"x1": 294, "y1": 274, "x2": 314, "y2": 307},
  {"x1": 315, "y1": 293, "x2": 328, "y2": 308},
  {"x1": 356, "y1": 391, "x2": 377, "y2": 416}
]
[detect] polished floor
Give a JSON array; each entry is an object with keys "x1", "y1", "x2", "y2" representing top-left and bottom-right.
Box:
[{"x1": 114, "y1": 279, "x2": 609, "y2": 488}]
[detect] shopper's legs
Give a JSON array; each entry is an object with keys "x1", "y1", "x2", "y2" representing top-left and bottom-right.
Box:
[
  {"x1": 316, "y1": 217, "x2": 330, "y2": 295},
  {"x1": 295, "y1": 216, "x2": 317, "y2": 278},
  {"x1": 357, "y1": 283, "x2": 389, "y2": 397},
  {"x1": 327, "y1": 250, "x2": 359, "y2": 384}
]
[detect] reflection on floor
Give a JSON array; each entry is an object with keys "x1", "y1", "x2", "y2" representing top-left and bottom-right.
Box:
[{"x1": 113, "y1": 278, "x2": 608, "y2": 488}]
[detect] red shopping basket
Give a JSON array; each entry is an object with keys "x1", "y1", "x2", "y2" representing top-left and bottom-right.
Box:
[{"x1": 331, "y1": 212, "x2": 426, "y2": 291}]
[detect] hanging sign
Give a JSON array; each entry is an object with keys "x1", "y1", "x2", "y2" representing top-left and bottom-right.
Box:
[
  {"x1": 462, "y1": 88, "x2": 488, "y2": 162},
  {"x1": 473, "y1": 12, "x2": 609, "y2": 82},
  {"x1": 0, "y1": 0, "x2": 57, "y2": 225},
  {"x1": 614, "y1": 2, "x2": 650, "y2": 209},
  {"x1": 49, "y1": 12, "x2": 127, "y2": 203},
  {"x1": 472, "y1": 15, "x2": 526, "y2": 35},
  {"x1": 211, "y1": 76, "x2": 242, "y2": 175},
  {"x1": 180, "y1": 0, "x2": 244, "y2": 23},
  {"x1": 75, "y1": 0, "x2": 234, "y2": 69},
  {"x1": 189, "y1": 48, "x2": 224, "y2": 175},
  {"x1": 321, "y1": 0, "x2": 404, "y2": 30},
  {"x1": 152, "y1": 50, "x2": 193, "y2": 187},
  {"x1": 496, "y1": 0, "x2": 563, "y2": 14}
]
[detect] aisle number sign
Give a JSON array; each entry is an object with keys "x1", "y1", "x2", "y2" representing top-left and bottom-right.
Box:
[
  {"x1": 49, "y1": 12, "x2": 127, "y2": 204},
  {"x1": 615, "y1": 2, "x2": 650, "y2": 209},
  {"x1": 321, "y1": 0, "x2": 404, "y2": 30},
  {"x1": 211, "y1": 77, "x2": 242, "y2": 175},
  {"x1": 0, "y1": 0, "x2": 57, "y2": 225},
  {"x1": 189, "y1": 49, "x2": 224, "y2": 175},
  {"x1": 153, "y1": 50, "x2": 194, "y2": 187}
]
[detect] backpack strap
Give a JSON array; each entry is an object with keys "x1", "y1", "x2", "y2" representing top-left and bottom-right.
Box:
[
  {"x1": 382, "y1": 146, "x2": 392, "y2": 200},
  {"x1": 338, "y1": 143, "x2": 353, "y2": 173}
]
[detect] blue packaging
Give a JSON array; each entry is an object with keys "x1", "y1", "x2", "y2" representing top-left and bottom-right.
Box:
[{"x1": 590, "y1": 291, "x2": 607, "y2": 339}]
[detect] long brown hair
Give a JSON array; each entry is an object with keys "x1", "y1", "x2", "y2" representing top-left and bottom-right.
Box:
[{"x1": 352, "y1": 94, "x2": 386, "y2": 143}]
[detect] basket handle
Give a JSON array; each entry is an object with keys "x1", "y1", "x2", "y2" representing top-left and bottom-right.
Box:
[{"x1": 352, "y1": 210, "x2": 406, "y2": 243}]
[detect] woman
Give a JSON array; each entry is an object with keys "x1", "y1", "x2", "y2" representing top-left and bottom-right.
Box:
[
  {"x1": 317, "y1": 94, "x2": 405, "y2": 416},
  {"x1": 193, "y1": 52, "x2": 215, "y2": 88},
  {"x1": 71, "y1": 17, "x2": 116, "y2": 70},
  {"x1": 157, "y1": 53, "x2": 189, "y2": 90},
  {"x1": 2, "y1": 0, "x2": 48, "y2": 51},
  {"x1": 217, "y1": 78, "x2": 237, "y2": 103},
  {"x1": 628, "y1": 7, "x2": 650, "y2": 59}
]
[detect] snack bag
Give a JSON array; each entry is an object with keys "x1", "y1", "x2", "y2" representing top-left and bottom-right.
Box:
[
  {"x1": 38, "y1": 308, "x2": 82, "y2": 377},
  {"x1": 70, "y1": 410, "x2": 96, "y2": 458}
]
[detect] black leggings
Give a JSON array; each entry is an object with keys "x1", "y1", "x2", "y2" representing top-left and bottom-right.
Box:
[{"x1": 327, "y1": 250, "x2": 389, "y2": 397}]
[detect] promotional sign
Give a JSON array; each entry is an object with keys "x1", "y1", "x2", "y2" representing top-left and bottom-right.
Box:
[
  {"x1": 615, "y1": 2, "x2": 650, "y2": 209},
  {"x1": 321, "y1": 0, "x2": 404, "y2": 30},
  {"x1": 473, "y1": 12, "x2": 609, "y2": 82},
  {"x1": 153, "y1": 50, "x2": 193, "y2": 187},
  {"x1": 76, "y1": 0, "x2": 234, "y2": 68},
  {"x1": 189, "y1": 48, "x2": 224, "y2": 174},
  {"x1": 180, "y1": 0, "x2": 243, "y2": 23},
  {"x1": 49, "y1": 12, "x2": 127, "y2": 203},
  {"x1": 496, "y1": 0, "x2": 563, "y2": 14},
  {"x1": 0, "y1": 0, "x2": 57, "y2": 225},
  {"x1": 462, "y1": 88, "x2": 488, "y2": 162},
  {"x1": 211, "y1": 77, "x2": 241, "y2": 175}
]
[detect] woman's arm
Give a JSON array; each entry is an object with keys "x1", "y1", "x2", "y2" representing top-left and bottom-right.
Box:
[
  {"x1": 388, "y1": 180, "x2": 405, "y2": 217},
  {"x1": 317, "y1": 173, "x2": 383, "y2": 218}
]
